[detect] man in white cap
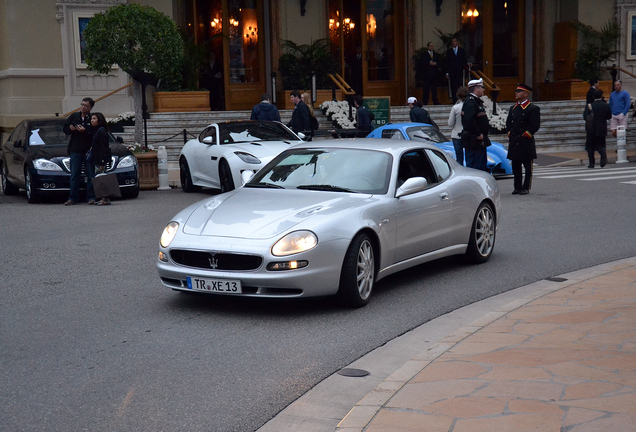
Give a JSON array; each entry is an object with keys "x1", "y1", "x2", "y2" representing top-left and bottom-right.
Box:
[
  {"x1": 407, "y1": 97, "x2": 433, "y2": 124},
  {"x1": 461, "y1": 78, "x2": 491, "y2": 172}
]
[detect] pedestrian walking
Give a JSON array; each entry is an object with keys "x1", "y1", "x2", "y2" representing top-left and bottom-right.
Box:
[
  {"x1": 407, "y1": 97, "x2": 433, "y2": 125},
  {"x1": 250, "y1": 93, "x2": 281, "y2": 122},
  {"x1": 506, "y1": 84, "x2": 540, "y2": 195},
  {"x1": 354, "y1": 95, "x2": 374, "y2": 132},
  {"x1": 287, "y1": 90, "x2": 311, "y2": 135},
  {"x1": 461, "y1": 78, "x2": 490, "y2": 172},
  {"x1": 448, "y1": 87, "x2": 469, "y2": 165},
  {"x1": 584, "y1": 88, "x2": 612, "y2": 168}
]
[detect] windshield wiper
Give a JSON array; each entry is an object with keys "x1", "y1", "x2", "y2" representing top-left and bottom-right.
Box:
[
  {"x1": 245, "y1": 182, "x2": 284, "y2": 189},
  {"x1": 296, "y1": 184, "x2": 354, "y2": 192}
]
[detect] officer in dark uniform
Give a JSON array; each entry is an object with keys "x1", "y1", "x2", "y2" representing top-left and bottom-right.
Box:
[
  {"x1": 506, "y1": 84, "x2": 541, "y2": 195},
  {"x1": 461, "y1": 78, "x2": 490, "y2": 172}
]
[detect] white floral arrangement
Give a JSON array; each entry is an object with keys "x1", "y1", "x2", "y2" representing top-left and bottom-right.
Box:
[
  {"x1": 320, "y1": 100, "x2": 357, "y2": 129},
  {"x1": 480, "y1": 96, "x2": 507, "y2": 132},
  {"x1": 106, "y1": 111, "x2": 135, "y2": 124},
  {"x1": 127, "y1": 142, "x2": 155, "y2": 153}
]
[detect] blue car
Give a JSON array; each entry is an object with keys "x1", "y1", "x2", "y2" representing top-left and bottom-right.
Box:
[{"x1": 367, "y1": 122, "x2": 512, "y2": 177}]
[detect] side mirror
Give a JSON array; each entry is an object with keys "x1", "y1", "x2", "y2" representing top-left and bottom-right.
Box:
[
  {"x1": 297, "y1": 132, "x2": 306, "y2": 141},
  {"x1": 116, "y1": 136, "x2": 124, "y2": 143},
  {"x1": 14, "y1": 139, "x2": 23, "y2": 148},
  {"x1": 396, "y1": 177, "x2": 428, "y2": 198},
  {"x1": 202, "y1": 136, "x2": 214, "y2": 144},
  {"x1": 241, "y1": 170, "x2": 255, "y2": 185}
]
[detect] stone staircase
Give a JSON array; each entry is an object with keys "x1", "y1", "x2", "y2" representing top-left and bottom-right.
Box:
[{"x1": 114, "y1": 100, "x2": 632, "y2": 176}]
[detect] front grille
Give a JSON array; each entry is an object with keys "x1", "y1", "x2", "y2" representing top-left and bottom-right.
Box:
[
  {"x1": 170, "y1": 249, "x2": 263, "y2": 271},
  {"x1": 62, "y1": 157, "x2": 114, "y2": 173}
]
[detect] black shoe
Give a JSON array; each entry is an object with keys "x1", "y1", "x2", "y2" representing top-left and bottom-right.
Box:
[
  {"x1": 600, "y1": 157, "x2": 607, "y2": 167},
  {"x1": 587, "y1": 165, "x2": 594, "y2": 169},
  {"x1": 512, "y1": 189, "x2": 520, "y2": 195},
  {"x1": 520, "y1": 189, "x2": 529, "y2": 195}
]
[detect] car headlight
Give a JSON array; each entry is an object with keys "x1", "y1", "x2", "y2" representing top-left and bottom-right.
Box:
[
  {"x1": 235, "y1": 152, "x2": 261, "y2": 164},
  {"x1": 160, "y1": 222, "x2": 179, "y2": 248},
  {"x1": 118, "y1": 155, "x2": 137, "y2": 168},
  {"x1": 33, "y1": 158, "x2": 63, "y2": 171},
  {"x1": 271, "y1": 230, "x2": 318, "y2": 256}
]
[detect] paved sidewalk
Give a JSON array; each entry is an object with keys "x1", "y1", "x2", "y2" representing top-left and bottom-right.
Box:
[{"x1": 335, "y1": 259, "x2": 636, "y2": 432}]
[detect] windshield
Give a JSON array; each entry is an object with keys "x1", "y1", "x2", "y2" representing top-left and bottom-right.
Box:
[
  {"x1": 218, "y1": 121, "x2": 299, "y2": 144},
  {"x1": 28, "y1": 120, "x2": 118, "y2": 146},
  {"x1": 248, "y1": 148, "x2": 393, "y2": 194},
  {"x1": 406, "y1": 125, "x2": 449, "y2": 144}
]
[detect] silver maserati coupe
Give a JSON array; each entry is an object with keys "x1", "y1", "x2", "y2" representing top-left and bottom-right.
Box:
[{"x1": 157, "y1": 139, "x2": 501, "y2": 307}]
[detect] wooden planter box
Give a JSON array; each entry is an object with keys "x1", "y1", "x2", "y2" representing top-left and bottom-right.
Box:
[
  {"x1": 277, "y1": 89, "x2": 344, "y2": 109},
  {"x1": 136, "y1": 152, "x2": 159, "y2": 190},
  {"x1": 153, "y1": 91, "x2": 210, "y2": 112},
  {"x1": 537, "y1": 80, "x2": 612, "y2": 101}
]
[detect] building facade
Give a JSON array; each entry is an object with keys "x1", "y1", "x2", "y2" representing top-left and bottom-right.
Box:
[{"x1": 0, "y1": 0, "x2": 625, "y2": 140}]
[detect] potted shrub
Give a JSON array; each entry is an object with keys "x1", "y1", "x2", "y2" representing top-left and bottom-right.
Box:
[
  {"x1": 574, "y1": 19, "x2": 621, "y2": 82},
  {"x1": 277, "y1": 38, "x2": 340, "y2": 108}
]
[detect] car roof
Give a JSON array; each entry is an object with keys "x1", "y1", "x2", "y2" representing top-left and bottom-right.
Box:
[
  {"x1": 374, "y1": 122, "x2": 436, "y2": 131},
  {"x1": 292, "y1": 138, "x2": 444, "y2": 155}
]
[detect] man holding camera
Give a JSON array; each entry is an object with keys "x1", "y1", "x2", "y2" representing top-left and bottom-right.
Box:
[{"x1": 63, "y1": 97, "x2": 95, "y2": 206}]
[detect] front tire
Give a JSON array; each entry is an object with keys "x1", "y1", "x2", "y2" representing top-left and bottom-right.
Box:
[
  {"x1": 25, "y1": 169, "x2": 41, "y2": 204},
  {"x1": 337, "y1": 233, "x2": 375, "y2": 308},
  {"x1": 1, "y1": 162, "x2": 19, "y2": 195},
  {"x1": 180, "y1": 158, "x2": 201, "y2": 193},
  {"x1": 465, "y1": 202, "x2": 496, "y2": 263},
  {"x1": 219, "y1": 159, "x2": 235, "y2": 193}
]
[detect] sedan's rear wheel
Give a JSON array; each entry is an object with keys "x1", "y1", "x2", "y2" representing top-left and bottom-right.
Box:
[
  {"x1": 25, "y1": 169, "x2": 41, "y2": 204},
  {"x1": 219, "y1": 159, "x2": 235, "y2": 193},
  {"x1": 337, "y1": 233, "x2": 375, "y2": 308},
  {"x1": 180, "y1": 158, "x2": 201, "y2": 193},
  {"x1": 465, "y1": 202, "x2": 495, "y2": 263},
  {"x1": 1, "y1": 162, "x2": 19, "y2": 195}
]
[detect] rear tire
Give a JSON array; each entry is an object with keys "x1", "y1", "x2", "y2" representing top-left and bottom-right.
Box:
[
  {"x1": 337, "y1": 233, "x2": 375, "y2": 308},
  {"x1": 180, "y1": 158, "x2": 201, "y2": 193},
  {"x1": 219, "y1": 159, "x2": 235, "y2": 193},
  {"x1": 25, "y1": 169, "x2": 41, "y2": 204},
  {"x1": 465, "y1": 202, "x2": 496, "y2": 263},
  {"x1": 1, "y1": 162, "x2": 19, "y2": 195}
]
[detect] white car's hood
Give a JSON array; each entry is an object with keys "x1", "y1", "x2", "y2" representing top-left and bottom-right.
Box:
[
  {"x1": 182, "y1": 189, "x2": 371, "y2": 239},
  {"x1": 227, "y1": 140, "x2": 295, "y2": 158}
]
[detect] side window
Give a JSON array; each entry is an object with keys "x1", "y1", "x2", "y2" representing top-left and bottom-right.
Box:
[
  {"x1": 381, "y1": 129, "x2": 405, "y2": 140},
  {"x1": 198, "y1": 126, "x2": 217, "y2": 144},
  {"x1": 397, "y1": 150, "x2": 438, "y2": 187},
  {"x1": 425, "y1": 149, "x2": 451, "y2": 182},
  {"x1": 10, "y1": 123, "x2": 26, "y2": 143}
]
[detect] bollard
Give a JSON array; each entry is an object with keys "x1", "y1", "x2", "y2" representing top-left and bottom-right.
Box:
[
  {"x1": 616, "y1": 125, "x2": 628, "y2": 164},
  {"x1": 157, "y1": 146, "x2": 171, "y2": 190}
]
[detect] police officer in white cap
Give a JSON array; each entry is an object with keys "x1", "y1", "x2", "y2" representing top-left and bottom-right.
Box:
[{"x1": 461, "y1": 78, "x2": 491, "y2": 172}]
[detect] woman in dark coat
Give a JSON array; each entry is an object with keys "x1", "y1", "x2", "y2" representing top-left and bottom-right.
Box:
[{"x1": 89, "y1": 112, "x2": 112, "y2": 205}]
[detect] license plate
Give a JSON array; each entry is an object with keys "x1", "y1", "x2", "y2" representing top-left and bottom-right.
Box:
[{"x1": 187, "y1": 276, "x2": 242, "y2": 294}]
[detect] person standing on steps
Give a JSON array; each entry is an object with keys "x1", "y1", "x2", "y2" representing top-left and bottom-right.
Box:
[
  {"x1": 421, "y1": 42, "x2": 441, "y2": 105},
  {"x1": 506, "y1": 84, "x2": 541, "y2": 195}
]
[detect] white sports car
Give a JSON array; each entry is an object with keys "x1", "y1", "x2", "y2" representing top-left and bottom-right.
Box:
[
  {"x1": 159, "y1": 139, "x2": 501, "y2": 307},
  {"x1": 179, "y1": 120, "x2": 305, "y2": 193}
]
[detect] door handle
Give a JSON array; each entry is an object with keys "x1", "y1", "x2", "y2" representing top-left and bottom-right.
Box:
[{"x1": 439, "y1": 192, "x2": 449, "y2": 201}]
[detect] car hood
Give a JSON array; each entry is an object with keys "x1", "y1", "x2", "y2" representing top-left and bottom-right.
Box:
[
  {"x1": 26, "y1": 143, "x2": 131, "y2": 160},
  {"x1": 225, "y1": 140, "x2": 294, "y2": 157},
  {"x1": 182, "y1": 188, "x2": 372, "y2": 239}
]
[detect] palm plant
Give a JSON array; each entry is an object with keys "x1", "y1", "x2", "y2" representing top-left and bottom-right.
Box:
[
  {"x1": 573, "y1": 20, "x2": 622, "y2": 82},
  {"x1": 278, "y1": 38, "x2": 338, "y2": 90}
]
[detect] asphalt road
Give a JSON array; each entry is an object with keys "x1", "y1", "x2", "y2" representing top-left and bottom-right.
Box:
[{"x1": 1, "y1": 163, "x2": 636, "y2": 431}]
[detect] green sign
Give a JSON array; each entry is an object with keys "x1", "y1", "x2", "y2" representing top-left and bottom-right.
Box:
[{"x1": 363, "y1": 97, "x2": 391, "y2": 128}]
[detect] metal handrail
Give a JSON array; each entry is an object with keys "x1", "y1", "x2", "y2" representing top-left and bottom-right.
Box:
[
  {"x1": 606, "y1": 65, "x2": 636, "y2": 81},
  {"x1": 469, "y1": 70, "x2": 500, "y2": 93},
  {"x1": 61, "y1": 82, "x2": 133, "y2": 117},
  {"x1": 327, "y1": 74, "x2": 355, "y2": 95}
]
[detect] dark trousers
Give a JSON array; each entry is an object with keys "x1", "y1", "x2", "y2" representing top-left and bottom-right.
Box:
[
  {"x1": 585, "y1": 133, "x2": 607, "y2": 167},
  {"x1": 465, "y1": 147, "x2": 488, "y2": 172},
  {"x1": 422, "y1": 76, "x2": 439, "y2": 105},
  {"x1": 448, "y1": 73, "x2": 462, "y2": 102},
  {"x1": 512, "y1": 159, "x2": 533, "y2": 191},
  {"x1": 69, "y1": 152, "x2": 95, "y2": 202}
]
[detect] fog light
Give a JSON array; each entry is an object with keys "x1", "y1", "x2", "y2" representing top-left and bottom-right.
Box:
[
  {"x1": 267, "y1": 260, "x2": 308, "y2": 271},
  {"x1": 158, "y1": 251, "x2": 169, "y2": 262},
  {"x1": 50, "y1": 183, "x2": 55, "y2": 188}
]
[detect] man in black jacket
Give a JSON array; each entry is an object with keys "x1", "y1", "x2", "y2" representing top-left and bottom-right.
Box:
[
  {"x1": 288, "y1": 90, "x2": 311, "y2": 135},
  {"x1": 506, "y1": 84, "x2": 541, "y2": 195},
  {"x1": 583, "y1": 88, "x2": 612, "y2": 169},
  {"x1": 421, "y1": 42, "x2": 441, "y2": 105},
  {"x1": 250, "y1": 94, "x2": 281, "y2": 122},
  {"x1": 461, "y1": 79, "x2": 490, "y2": 172},
  {"x1": 445, "y1": 38, "x2": 470, "y2": 103},
  {"x1": 63, "y1": 97, "x2": 94, "y2": 205}
]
